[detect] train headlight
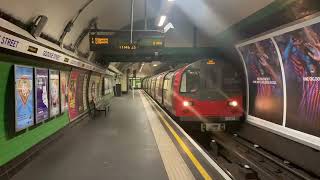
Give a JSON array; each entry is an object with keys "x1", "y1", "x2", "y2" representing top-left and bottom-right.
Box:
[
  {"x1": 183, "y1": 101, "x2": 193, "y2": 107},
  {"x1": 228, "y1": 100, "x2": 238, "y2": 107}
]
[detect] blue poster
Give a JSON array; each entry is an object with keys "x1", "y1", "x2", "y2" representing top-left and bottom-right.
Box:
[
  {"x1": 35, "y1": 68, "x2": 49, "y2": 123},
  {"x1": 15, "y1": 65, "x2": 34, "y2": 131}
]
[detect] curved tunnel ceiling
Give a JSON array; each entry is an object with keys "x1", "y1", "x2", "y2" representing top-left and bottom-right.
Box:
[{"x1": 0, "y1": 0, "x2": 274, "y2": 75}]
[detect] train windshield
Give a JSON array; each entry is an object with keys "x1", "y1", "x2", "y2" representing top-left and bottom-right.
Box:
[
  {"x1": 200, "y1": 61, "x2": 242, "y2": 100},
  {"x1": 180, "y1": 69, "x2": 200, "y2": 93}
]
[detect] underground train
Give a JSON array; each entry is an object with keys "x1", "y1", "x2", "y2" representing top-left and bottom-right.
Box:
[{"x1": 142, "y1": 59, "x2": 244, "y2": 131}]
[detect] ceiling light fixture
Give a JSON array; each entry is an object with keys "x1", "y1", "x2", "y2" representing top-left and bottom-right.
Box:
[
  {"x1": 164, "y1": 22, "x2": 174, "y2": 33},
  {"x1": 158, "y1": 16, "x2": 167, "y2": 27},
  {"x1": 139, "y1": 63, "x2": 145, "y2": 72}
]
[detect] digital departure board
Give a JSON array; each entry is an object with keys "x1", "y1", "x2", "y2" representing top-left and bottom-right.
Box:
[{"x1": 89, "y1": 31, "x2": 164, "y2": 51}]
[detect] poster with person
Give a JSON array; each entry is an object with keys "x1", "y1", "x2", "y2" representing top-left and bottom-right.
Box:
[
  {"x1": 49, "y1": 70, "x2": 60, "y2": 118},
  {"x1": 88, "y1": 74, "x2": 100, "y2": 104},
  {"x1": 35, "y1": 68, "x2": 49, "y2": 123},
  {"x1": 60, "y1": 71, "x2": 70, "y2": 113},
  {"x1": 15, "y1": 65, "x2": 34, "y2": 131},
  {"x1": 239, "y1": 39, "x2": 284, "y2": 125},
  {"x1": 274, "y1": 23, "x2": 320, "y2": 137}
]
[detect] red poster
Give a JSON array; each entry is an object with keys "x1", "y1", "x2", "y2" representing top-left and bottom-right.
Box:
[{"x1": 68, "y1": 70, "x2": 80, "y2": 121}]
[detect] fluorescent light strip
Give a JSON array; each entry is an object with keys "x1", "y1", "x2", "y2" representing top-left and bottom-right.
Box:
[
  {"x1": 139, "y1": 63, "x2": 145, "y2": 72},
  {"x1": 158, "y1": 16, "x2": 167, "y2": 27}
]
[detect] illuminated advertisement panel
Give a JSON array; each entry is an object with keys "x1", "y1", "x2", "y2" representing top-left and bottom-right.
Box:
[
  {"x1": 15, "y1": 65, "x2": 34, "y2": 131},
  {"x1": 49, "y1": 70, "x2": 60, "y2": 117},
  {"x1": 68, "y1": 70, "x2": 79, "y2": 120},
  {"x1": 88, "y1": 74, "x2": 100, "y2": 103},
  {"x1": 239, "y1": 39, "x2": 284, "y2": 125},
  {"x1": 77, "y1": 73, "x2": 85, "y2": 114},
  {"x1": 35, "y1": 68, "x2": 49, "y2": 123},
  {"x1": 104, "y1": 77, "x2": 109, "y2": 95},
  {"x1": 68, "y1": 70, "x2": 88, "y2": 121},
  {"x1": 83, "y1": 74, "x2": 88, "y2": 111},
  {"x1": 274, "y1": 22, "x2": 320, "y2": 137},
  {"x1": 236, "y1": 15, "x2": 320, "y2": 150},
  {"x1": 60, "y1": 71, "x2": 70, "y2": 113}
]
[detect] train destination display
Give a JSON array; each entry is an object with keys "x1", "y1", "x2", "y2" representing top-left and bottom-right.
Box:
[
  {"x1": 89, "y1": 31, "x2": 164, "y2": 51},
  {"x1": 15, "y1": 65, "x2": 34, "y2": 131},
  {"x1": 35, "y1": 68, "x2": 49, "y2": 123}
]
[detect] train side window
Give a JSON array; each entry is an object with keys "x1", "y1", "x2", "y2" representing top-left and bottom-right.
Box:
[
  {"x1": 163, "y1": 80, "x2": 168, "y2": 90},
  {"x1": 180, "y1": 73, "x2": 187, "y2": 92}
]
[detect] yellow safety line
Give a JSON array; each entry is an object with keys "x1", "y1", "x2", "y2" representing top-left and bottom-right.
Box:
[{"x1": 145, "y1": 94, "x2": 212, "y2": 180}]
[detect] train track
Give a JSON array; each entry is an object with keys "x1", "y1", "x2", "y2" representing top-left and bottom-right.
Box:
[{"x1": 206, "y1": 132, "x2": 319, "y2": 180}]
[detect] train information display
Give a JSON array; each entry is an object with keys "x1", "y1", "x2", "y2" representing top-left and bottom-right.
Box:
[
  {"x1": 14, "y1": 65, "x2": 34, "y2": 131},
  {"x1": 89, "y1": 31, "x2": 164, "y2": 51}
]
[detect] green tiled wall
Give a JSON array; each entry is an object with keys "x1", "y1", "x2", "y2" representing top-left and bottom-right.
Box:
[{"x1": 0, "y1": 54, "x2": 69, "y2": 166}]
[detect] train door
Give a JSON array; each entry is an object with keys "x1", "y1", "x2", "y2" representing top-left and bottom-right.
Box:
[
  {"x1": 163, "y1": 72, "x2": 174, "y2": 112},
  {"x1": 155, "y1": 75, "x2": 161, "y2": 101},
  {"x1": 148, "y1": 78, "x2": 152, "y2": 94},
  {"x1": 151, "y1": 77, "x2": 156, "y2": 97}
]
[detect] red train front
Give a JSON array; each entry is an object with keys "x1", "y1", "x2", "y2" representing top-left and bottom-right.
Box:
[{"x1": 143, "y1": 59, "x2": 244, "y2": 130}]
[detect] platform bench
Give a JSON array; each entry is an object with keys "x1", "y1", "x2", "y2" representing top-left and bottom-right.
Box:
[{"x1": 89, "y1": 100, "x2": 110, "y2": 119}]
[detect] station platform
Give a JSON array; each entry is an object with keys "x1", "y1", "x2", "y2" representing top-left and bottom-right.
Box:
[{"x1": 11, "y1": 90, "x2": 230, "y2": 180}]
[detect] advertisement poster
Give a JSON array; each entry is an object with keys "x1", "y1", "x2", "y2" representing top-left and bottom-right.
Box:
[
  {"x1": 83, "y1": 74, "x2": 88, "y2": 111},
  {"x1": 60, "y1": 71, "x2": 70, "y2": 113},
  {"x1": 77, "y1": 73, "x2": 85, "y2": 114},
  {"x1": 104, "y1": 77, "x2": 109, "y2": 95},
  {"x1": 239, "y1": 39, "x2": 284, "y2": 125},
  {"x1": 275, "y1": 23, "x2": 320, "y2": 137},
  {"x1": 15, "y1": 66, "x2": 34, "y2": 131},
  {"x1": 68, "y1": 70, "x2": 79, "y2": 120},
  {"x1": 98, "y1": 76, "x2": 103, "y2": 100},
  {"x1": 35, "y1": 68, "x2": 49, "y2": 123},
  {"x1": 49, "y1": 70, "x2": 60, "y2": 118},
  {"x1": 88, "y1": 75, "x2": 100, "y2": 103}
]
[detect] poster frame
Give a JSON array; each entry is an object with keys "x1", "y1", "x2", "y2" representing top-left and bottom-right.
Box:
[
  {"x1": 60, "y1": 70, "x2": 70, "y2": 113},
  {"x1": 235, "y1": 13, "x2": 320, "y2": 150},
  {"x1": 14, "y1": 65, "x2": 35, "y2": 132},
  {"x1": 34, "y1": 67, "x2": 49, "y2": 123},
  {"x1": 49, "y1": 69, "x2": 61, "y2": 118}
]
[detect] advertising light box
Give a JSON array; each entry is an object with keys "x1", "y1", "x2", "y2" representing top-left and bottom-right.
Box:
[
  {"x1": 60, "y1": 71, "x2": 70, "y2": 113},
  {"x1": 15, "y1": 65, "x2": 34, "y2": 131},
  {"x1": 35, "y1": 68, "x2": 49, "y2": 123},
  {"x1": 68, "y1": 70, "x2": 79, "y2": 120},
  {"x1": 49, "y1": 70, "x2": 60, "y2": 118},
  {"x1": 238, "y1": 39, "x2": 284, "y2": 125},
  {"x1": 236, "y1": 15, "x2": 320, "y2": 150}
]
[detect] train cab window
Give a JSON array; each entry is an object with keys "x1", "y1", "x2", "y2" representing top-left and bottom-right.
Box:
[{"x1": 180, "y1": 69, "x2": 200, "y2": 93}]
